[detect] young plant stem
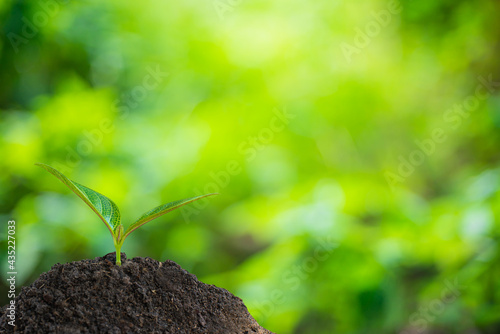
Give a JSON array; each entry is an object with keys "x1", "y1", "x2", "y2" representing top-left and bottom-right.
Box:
[
  {"x1": 115, "y1": 242, "x2": 122, "y2": 266},
  {"x1": 114, "y1": 225, "x2": 124, "y2": 266}
]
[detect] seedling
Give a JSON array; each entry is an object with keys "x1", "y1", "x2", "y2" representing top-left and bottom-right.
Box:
[{"x1": 36, "y1": 163, "x2": 217, "y2": 265}]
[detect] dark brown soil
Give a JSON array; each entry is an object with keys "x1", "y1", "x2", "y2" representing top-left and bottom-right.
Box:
[{"x1": 0, "y1": 253, "x2": 273, "y2": 334}]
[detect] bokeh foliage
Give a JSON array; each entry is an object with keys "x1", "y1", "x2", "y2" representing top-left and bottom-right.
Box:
[{"x1": 1, "y1": 0, "x2": 500, "y2": 332}]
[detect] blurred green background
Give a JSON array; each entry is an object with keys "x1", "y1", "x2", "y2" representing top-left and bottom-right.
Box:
[{"x1": 1, "y1": 0, "x2": 500, "y2": 332}]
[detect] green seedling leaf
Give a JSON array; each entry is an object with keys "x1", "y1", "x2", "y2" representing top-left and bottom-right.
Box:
[
  {"x1": 35, "y1": 163, "x2": 121, "y2": 235},
  {"x1": 36, "y1": 163, "x2": 218, "y2": 266},
  {"x1": 124, "y1": 193, "x2": 218, "y2": 239}
]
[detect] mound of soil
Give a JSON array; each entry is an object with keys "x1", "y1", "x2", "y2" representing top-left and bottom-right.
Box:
[{"x1": 0, "y1": 253, "x2": 273, "y2": 333}]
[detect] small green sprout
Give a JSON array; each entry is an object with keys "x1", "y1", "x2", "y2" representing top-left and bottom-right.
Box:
[{"x1": 36, "y1": 163, "x2": 217, "y2": 266}]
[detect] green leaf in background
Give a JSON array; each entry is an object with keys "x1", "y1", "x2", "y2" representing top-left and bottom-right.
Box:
[
  {"x1": 124, "y1": 193, "x2": 218, "y2": 238},
  {"x1": 35, "y1": 163, "x2": 121, "y2": 235}
]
